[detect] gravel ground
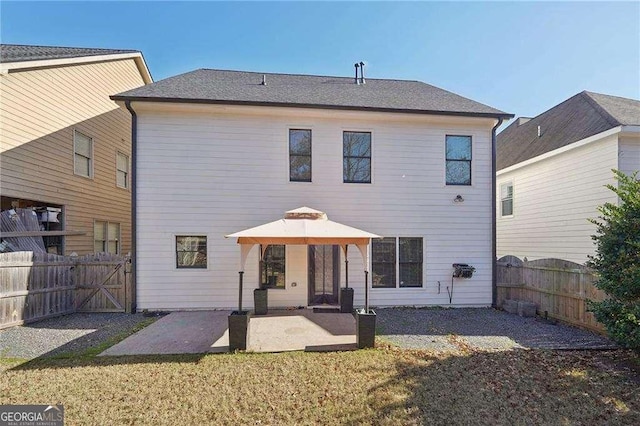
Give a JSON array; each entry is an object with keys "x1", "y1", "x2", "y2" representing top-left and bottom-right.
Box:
[
  {"x1": 0, "y1": 313, "x2": 152, "y2": 359},
  {"x1": 376, "y1": 307, "x2": 617, "y2": 351}
]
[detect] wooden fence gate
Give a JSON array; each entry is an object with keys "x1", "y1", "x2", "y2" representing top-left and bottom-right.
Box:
[{"x1": 0, "y1": 251, "x2": 131, "y2": 329}]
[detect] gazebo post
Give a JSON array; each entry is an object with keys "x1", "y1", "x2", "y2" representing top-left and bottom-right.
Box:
[
  {"x1": 229, "y1": 244, "x2": 254, "y2": 352},
  {"x1": 364, "y1": 270, "x2": 369, "y2": 313},
  {"x1": 356, "y1": 241, "x2": 376, "y2": 349},
  {"x1": 340, "y1": 244, "x2": 354, "y2": 313},
  {"x1": 238, "y1": 271, "x2": 244, "y2": 312}
]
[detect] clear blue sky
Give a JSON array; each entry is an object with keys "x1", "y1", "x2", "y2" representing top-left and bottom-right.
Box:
[{"x1": 2, "y1": 1, "x2": 639, "y2": 123}]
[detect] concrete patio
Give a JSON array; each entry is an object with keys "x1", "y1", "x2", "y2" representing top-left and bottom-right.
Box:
[{"x1": 100, "y1": 309, "x2": 357, "y2": 356}]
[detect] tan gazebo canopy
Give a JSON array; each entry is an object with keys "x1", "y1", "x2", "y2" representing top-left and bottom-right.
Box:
[{"x1": 225, "y1": 207, "x2": 381, "y2": 312}]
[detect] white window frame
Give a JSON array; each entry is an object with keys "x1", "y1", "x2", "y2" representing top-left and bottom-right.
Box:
[
  {"x1": 500, "y1": 181, "x2": 514, "y2": 218},
  {"x1": 74, "y1": 130, "x2": 94, "y2": 178},
  {"x1": 116, "y1": 151, "x2": 130, "y2": 189},
  {"x1": 93, "y1": 220, "x2": 121, "y2": 254},
  {"x1": 371, "y1": 236, "x2": 425, "y2": 289}
]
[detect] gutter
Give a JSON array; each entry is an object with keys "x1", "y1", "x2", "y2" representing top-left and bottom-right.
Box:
[
  {"x1": 109, "y1": 95, "x2": 514, "y2": 120},
  {"x1": 491, "y1": 117, "x2": 504, "y2": 308},
  {"x1": 125, "y1": 100, "x2": 138, "y2": 313}
]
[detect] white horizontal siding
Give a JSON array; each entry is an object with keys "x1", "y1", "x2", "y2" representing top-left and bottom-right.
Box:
[
  {"x1": 497, "y1": 134, "x2": 619, "y2": 264},
  {"x1": 618, "y1": 136, "x2": 640, "y2": 176},
  {"x1": 135, "y1": 107, "x2": 495, "y2": 310}
]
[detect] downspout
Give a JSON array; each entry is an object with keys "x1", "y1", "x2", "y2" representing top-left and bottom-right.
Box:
[
  {"x1": 125, "y1": 101, "x2": 137, "y2": 313},
  {"x1": 491, "y1": 117, "x2": 504, "y2": 308}
]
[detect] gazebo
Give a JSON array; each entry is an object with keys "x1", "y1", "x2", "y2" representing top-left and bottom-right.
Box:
[{"x1": 225, "y1": 207, "x2": 381, "y2": 350}]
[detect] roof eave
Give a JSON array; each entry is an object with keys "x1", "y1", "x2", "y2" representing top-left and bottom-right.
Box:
[
  {"x1": 1, "y1": 52, "x2": 153, "y2": 84},
  {"x1": 109, "y1": 95, "x2": 514, "y2": 119}
]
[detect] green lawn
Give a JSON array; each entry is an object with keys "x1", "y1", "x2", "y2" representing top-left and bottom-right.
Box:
[{"x1": 1, "y1": 346, "x2": 638, "y2": 425}]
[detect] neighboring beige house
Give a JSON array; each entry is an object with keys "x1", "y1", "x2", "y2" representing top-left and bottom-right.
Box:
[
  {"x1": 497, "y1": 91, "x2": 640, "y2": 264},
  {"x1": 0, "y1": 44, "x2": 152, "y2": 255},
  {"x1": 112, "y1": 68, "x2": 512, "y2": 311}
]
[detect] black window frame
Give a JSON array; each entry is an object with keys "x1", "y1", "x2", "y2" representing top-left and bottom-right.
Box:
[
  {"x1": 343, "y1": 131, "x2": 372, "y2": 184},
  {"x1": 289, "y1": 129, "x2": 312, "y2": 182},
  {"x1": 445, "y1": 135, "x2": 472, "y2": 186},
  {"x1": 371, "y1": 237, "x2": 396, "y2": 288},
  {"x1": 175, "y1": 235, "x2": 208, "y2": 269},
  {"x1": 399, "y1": 237, "x2": 423, "y2": 288},
  {"x1": 260, "y1": 244, "x2": 286, "y2": 289}
]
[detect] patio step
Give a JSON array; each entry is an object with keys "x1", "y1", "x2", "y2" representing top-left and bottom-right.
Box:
[{"x1": 313, "y1": 307, "x2": 341, "y2": 313}]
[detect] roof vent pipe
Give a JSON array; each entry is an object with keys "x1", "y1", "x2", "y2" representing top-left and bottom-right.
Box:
[
  {"x1": 354, "y1": 63, "x2": 360, "y2": 85},
  {"x1": 537, "y1": 125, "x2": 541, "y2": 137},
  {"x1": 359, "y1": 61, "x2": 366, "y2": 84},
  {"x1": 261, "y1": 74, "x2": 266, "y2": 86}
]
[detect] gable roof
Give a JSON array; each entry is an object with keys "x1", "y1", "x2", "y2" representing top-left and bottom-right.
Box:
[
  {"x1": 497, "y1": 91, "x2": 640, "y2": 170},
  {"x1": 0, "y1": 44, "x2": 152, "y2": 84},
  {"x1": 0, "y1": 44, "x2": 139, "y2": 63},
  {"x1": 111, "y1": 68, "x2": 512, "y2": 119}
]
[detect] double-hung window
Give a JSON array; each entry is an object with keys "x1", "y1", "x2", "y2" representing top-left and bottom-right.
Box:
[
  {"x1": 372, "y1": 237, "x2": 424, "y2": 288},
  {"x1": 445, "y1": 135, "x2": 472, "y2": 185},
  {"x1": 500, "y1": 182, "x2": 514, "y2": 217},
  {"x1": 94, "y1": 221, "x2": 120, "y2": 254},
  {"x1": 261, "y1": 245, "x2": 286, "y2": 289},
  {"x1": 116, "y1": 152, "x2": 129, "y2": 189},
  {"x1": 74, "y1": 130, "x2": 93, "y2": 178},
  {"x1": 289, "y1": 129, "x2": 312, "y2": 182},
  {"x1": 343, "y1": 131, "x2": 371, "y2": 183}
]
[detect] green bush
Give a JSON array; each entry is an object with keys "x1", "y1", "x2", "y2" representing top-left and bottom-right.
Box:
[{"x1": 587, "y1": 170, "x2": 640, "y2": 350}]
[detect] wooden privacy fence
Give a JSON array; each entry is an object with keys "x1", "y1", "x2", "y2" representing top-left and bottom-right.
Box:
[
  {"x1": 496, "y1": 255, "x2": 606, "y2": 333},
  {"x1": 0, "y1": 251, "x2": 131, "y2": 329}
]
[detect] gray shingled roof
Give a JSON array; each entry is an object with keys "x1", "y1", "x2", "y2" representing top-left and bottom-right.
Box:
[
  {"x1": 111, "y1": 69, "x2": 512, "y2": 118},
  {"x1": 0, "y1": 44, "x2": 139, "y2": 63},
  {"x1": 497, "y1": 91, "x2": 640, "y2": 170}
]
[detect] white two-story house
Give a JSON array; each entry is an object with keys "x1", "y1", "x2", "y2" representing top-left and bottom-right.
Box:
[
  {"x1": 112, "y1": 68, "x2": 512, "y2": 312},
  {"x1": 497, "y1": 91, "x2": 640, "y2": 264}
]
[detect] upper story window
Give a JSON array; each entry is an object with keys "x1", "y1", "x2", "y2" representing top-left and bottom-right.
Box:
[
  {"x1": 116, "y1": 152, "x2": 129, "y2": 189},
  {"x1": 94, "y1": 221, "x2": 120, "y2": 254},
  {"x1": 343, "y1": 131, "x2": 371, "y2": 183},
  {"x1": 372, "y1": 237, "x2": 424, "y2": 288},
  {"x1": 289, "y1": 129, "x2": 312, "y2": 182},
  {"x1": 261, "y1": 245, "x2": 286, "y2": 289},
  {"x1": 446, "y1": 135, "x2": 472, "y2": 185},
  {"x1": 74, "y1": 130, "x2": 93, "y2": 178},
  {"x1": 176, "y1": 236, "x2": 207, "y2": 269},
  {"x1": 500, "y1": 182, "x2": 514, "y2": 217}
]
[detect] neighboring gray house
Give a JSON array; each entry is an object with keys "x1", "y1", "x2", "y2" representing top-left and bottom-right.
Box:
[
  {"x1": 497, "y1": 91, "x2": 640, "y2": 264},
  {"x1": 111, "y1": 68, "x2": 513, "y2": 311}
]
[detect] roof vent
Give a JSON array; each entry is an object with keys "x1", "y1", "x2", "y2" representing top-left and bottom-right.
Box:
[
  {"x1": 537, "y1": 125, "x2": 542, "y2": 137},
  {"x1": 359, "y1": 61, "x2": 366, "y2": 84},
  {"x1": 354, "y1": 63, "x2": 360, "y2": 85},
  {"x1": 261, "y1": 75, "x2": 266, "y2": 86}
]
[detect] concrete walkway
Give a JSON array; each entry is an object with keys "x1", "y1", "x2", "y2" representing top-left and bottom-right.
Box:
[{"x1": 100, "y1": 309, "x2": 356, "y2": 356}]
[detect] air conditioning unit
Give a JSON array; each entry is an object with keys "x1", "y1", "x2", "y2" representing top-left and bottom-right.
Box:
[{"x1": 452, "y1": 263, "x2": 475, "y2": 279}]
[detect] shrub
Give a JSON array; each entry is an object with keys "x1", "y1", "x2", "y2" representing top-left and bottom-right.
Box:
[{"x1": 587, "y1": 170, "x2": 640, "y2": 350}]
